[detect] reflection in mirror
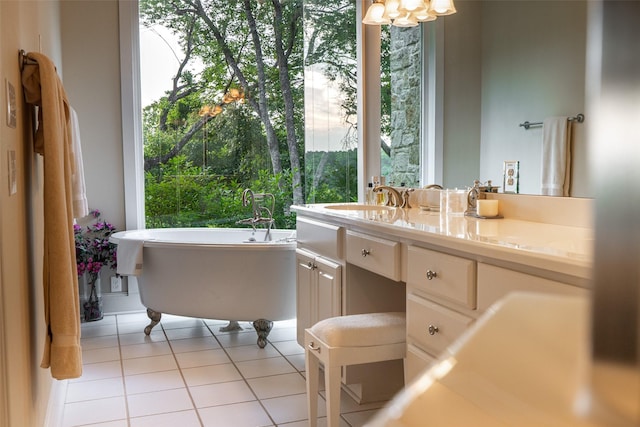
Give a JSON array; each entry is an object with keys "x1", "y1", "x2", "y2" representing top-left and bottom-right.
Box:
[
  {"x1": 382, "y1": 25, "x2": 422, "y2": 188},
  {"x1": 383, "y1": 0, "x2": 590, "y2": 197}
]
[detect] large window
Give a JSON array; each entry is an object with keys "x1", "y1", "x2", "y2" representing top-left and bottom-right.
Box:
[{"x1": 138, "y1": 0, "x2": 359, "y2": 229}]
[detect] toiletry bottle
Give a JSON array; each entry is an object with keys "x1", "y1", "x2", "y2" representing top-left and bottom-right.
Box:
[{"x1": 366, "y1": 182, "x2": 374, "y2": 204}]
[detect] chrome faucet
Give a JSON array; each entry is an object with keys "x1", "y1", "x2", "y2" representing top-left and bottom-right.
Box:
[
  {"x1": 373, "y1": 185, "x2": 414, "y2": 208},
  {"x1": 238, "y1": 189, "x2": 275, "y2": 241}
]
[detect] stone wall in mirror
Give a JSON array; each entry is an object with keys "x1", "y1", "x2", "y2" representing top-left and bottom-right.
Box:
[{"x1": 388, "y1": 0, "x2": 590, "y2": 197}]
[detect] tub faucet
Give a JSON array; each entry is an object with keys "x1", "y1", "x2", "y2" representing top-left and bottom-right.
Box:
[{"x1": 238, "y1": 189, "x2": 275, "y2": 241}]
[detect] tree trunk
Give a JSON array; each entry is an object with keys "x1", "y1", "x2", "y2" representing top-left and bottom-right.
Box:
[
  {"x1": 271, "y1": 0, "x2": 304, "y2": 205},
  {"x1": 194, "y1": 0, "x2": 283, "y2": 175}
]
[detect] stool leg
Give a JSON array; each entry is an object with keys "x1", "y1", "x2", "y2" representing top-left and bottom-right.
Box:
[
  {"x1": 325, "y1": 363, "x2": 342, "y2": 427},
  {"x1": 306, "y1": 348, "x2": 320, "y2": 427}
]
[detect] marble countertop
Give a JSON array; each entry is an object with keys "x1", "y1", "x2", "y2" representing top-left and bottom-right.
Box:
[{"x1": 292, "y1": 203, "x2": 593, "y2": 281}]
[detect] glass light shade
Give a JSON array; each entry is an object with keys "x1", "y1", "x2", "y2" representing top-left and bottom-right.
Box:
[
  {"x1": 393, "y1": 13, "x2": 419, "y2": 27},
  {"x1": 399, "y1": 0, "x2": 425, "y2": 12},
  {"x1": 429, "y1": 0, "x2": 456, "y2": 15},
  {"x1": 363, "y1": 2, "x2": 392, "y2": 25},
  {"x1": 414, "y1": 8, "x2": 437, "y2": 22},
  {"x1": 385, "y1": 0, "x2": 402, "y2": 19}
]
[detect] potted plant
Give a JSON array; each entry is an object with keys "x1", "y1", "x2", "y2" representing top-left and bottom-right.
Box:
[{"x1": 74, "y1": 209, "x2": 117, "y2": 321}]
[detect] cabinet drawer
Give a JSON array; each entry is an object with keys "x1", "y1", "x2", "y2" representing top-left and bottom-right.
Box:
[
  {"x1": 407, "y1": 246, "x2": 476, "y2": 308},
  {"x1": 407, "y1": 293, "x2": 473, "y2": 357},
  {"x1": 296, "y1": 217, "x2": 343, "y2": 260},
  {"x1": 345, "y1": 231, "x2": 400, "y2": 281},
  {"x1": 477, "y1": 263, "x2": 588, "y2": 312},
  {"x1": 405, "y1": 344, "x2": 436, "y2": 384}
]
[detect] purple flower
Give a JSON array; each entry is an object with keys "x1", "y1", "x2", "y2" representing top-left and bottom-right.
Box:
[{"x1": 74, "y1": 209, "x2": 117, "y2": 278}]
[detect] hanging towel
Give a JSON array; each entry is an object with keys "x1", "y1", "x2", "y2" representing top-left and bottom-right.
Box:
[
  {"x1": 21, "y1": 52, "x2": 83, "y2": 380},
  {"x1": 541, "y1": 116, "x2": 572, "y2": 197},
  {"x1": 70, "y1": 107, "x2": 89, "y2": 219},
  {"x1": 116, "y1": 238, "x2": 144, "y2": 276}
]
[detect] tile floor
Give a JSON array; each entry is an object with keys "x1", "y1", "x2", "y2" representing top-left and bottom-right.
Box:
[{"x1": 62, "y1": 312, "x2": 388, "y2": 426}]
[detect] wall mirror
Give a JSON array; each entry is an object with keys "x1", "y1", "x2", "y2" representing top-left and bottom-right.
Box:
[{"x1": 387, "y1": 0, "x2": 589, "y2": 197}]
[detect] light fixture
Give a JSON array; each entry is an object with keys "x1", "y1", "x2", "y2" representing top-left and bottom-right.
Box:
[
  {"x1": 363, "y1": 0, "x2": 392, "y2": 25},
  {"x1": 429, "y1": 0, "x2": 456, "y2": 16},
  {"x1": 363, "y1": 0, "x2": 456, "y2": 26}
]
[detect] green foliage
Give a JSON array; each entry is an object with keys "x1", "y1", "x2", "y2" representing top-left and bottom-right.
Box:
[{"x1": 140, "y1": 0, "x2": 360, "y2": 229}]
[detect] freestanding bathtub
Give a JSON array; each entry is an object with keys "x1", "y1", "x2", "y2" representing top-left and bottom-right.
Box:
[{"x1": 110, "y1": 227, "x2": 296, "y2": 347}]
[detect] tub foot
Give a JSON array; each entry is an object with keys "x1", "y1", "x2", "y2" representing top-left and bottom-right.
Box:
[
  {"x1": 219, "y1": 320, "x2": 244, "y2": 332},
  {"x1": 144, "y1": 308, "x2": 162, "y2": 335},
  {"x1": 253, "y1": 318, "x2": 273, "y2": 348}
]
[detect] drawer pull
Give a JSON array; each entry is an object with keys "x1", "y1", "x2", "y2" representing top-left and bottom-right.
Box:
[
  {"x1": 428, "y1": 324, "x2": 439, "y2": 335},
  {"x1": 308, "y1": 341, "x2": 321, "y2": 352},
  {"x1": 361, "y1": 249, "x2": 371, "y2": 257},
  {"x1": 425, "y1": 270, "x2": 438, "y2": 280}
]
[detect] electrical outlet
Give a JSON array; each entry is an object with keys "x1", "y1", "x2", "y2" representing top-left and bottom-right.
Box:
[{"x1": 110, "y1": 276, "x2": 122, "y2": 292}]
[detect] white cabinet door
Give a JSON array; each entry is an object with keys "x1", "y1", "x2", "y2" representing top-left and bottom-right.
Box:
[{"x1": 295, "y1": 248, "x2": 342, "y2": 346}]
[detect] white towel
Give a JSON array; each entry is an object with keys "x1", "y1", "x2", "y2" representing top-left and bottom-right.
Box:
[
  {"x1": 541, "y1": 116, "x2": 572, "y2": 197},
  {"x1": 69, "y1": 107, "x2": 89, "y2": 218},
  {"x1": 116, "y1": 237, "x2": 144, "y2": 276}
]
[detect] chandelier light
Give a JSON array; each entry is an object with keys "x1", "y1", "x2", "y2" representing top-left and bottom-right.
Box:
[{"x1": 363, "y1": 0, "x2": 456, "y2": 26}]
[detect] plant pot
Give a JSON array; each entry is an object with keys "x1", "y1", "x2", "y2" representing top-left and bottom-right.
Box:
[{"x1": 82, "y1": 274, "x2": 103, "y2": 322}]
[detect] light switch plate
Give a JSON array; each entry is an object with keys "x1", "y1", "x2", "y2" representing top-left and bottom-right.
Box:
[
  {"x1": 110, "y1": 276, "x2": 122, "y2": 292},
  {"x1": 5, "y1": 79, "x2": 17, "y2": 129}
]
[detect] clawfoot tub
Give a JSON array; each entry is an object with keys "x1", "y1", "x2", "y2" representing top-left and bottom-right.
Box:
[{"x1": 111, "y1": 228, "x2": 296, "y2": 348}]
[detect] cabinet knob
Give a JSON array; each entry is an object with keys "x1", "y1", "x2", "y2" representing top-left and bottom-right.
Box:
[
  {"x1": 428, "y1": 324, "x2": 439, "y2": 335},
  {"x1": 307, "y1": 261, "x2": 317, "y2": 270},
  {"x1": 425, "y1": 270, "x2": 438, "y2": 280},
  {"x1": 361, "y1": 249, "x2": 371, "y2": 257}
]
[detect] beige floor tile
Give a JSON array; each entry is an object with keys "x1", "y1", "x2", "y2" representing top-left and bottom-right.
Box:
[
  {"x1": 342, "y1": 409, "x2": 381, "y2": 427},
  {"x1": 122, "y1": 354, "x2": 177, "y2": 376},
  {"x1": 62, "y1": 396, "x2": 126, "y2": 427},
  {"x1": 169, "y1": 336, "x2": 221, "y2": 353},
  {"x1": 174, "y1": 348, "x2": 230, "y2": 368},
  {"x1": 125, "y1": 369, "x2": 185, "y2": 395},
  {"x1": 224, "y1": 343, "x2": 280, "y2": 362},
  {"x1": 80, "y1": 323, "x2": 118, "y2": 338},
  {"x1": 117, "y1": 321, "x2": 153, "y2": 335},
  {"x1": 247, "y1": 372, "x2": 307, "y2": 400},
  {"x1": 164, "y1": 326, "x2": 212, "y2": 340},
  {"x1": 130, "y1": 410, "x2": 202, "y2": 427},
  {"x1": 215, "y1": 331, "x2": 262, "y2": 348},
  {"x1": 266, "y1": 326, "x2": 297, "y2": 342},
  {"x1": 182, "y1": 363, "x2": 242, "y2": 387},
  {"x1": 73, "y1": 360, "x2": 122, "y2": 383},
  {"x1": 120, "y1": 340, "x2": 172, "y2": 359},
  {"x1": 260, "y1": 392, "x2": 322, "y2": 425},
  {"x1": 271, "y1": 339, "x2": 304, "y2": 356},
  {"x1": 198, "y1": 400, "x2": 273, "y2": 427},
  {"x1": 235, "y1": 356, "x2": 296, "y2": 379},
  {"x1": 126, "y1": 388, "x2": 194, "y2": 418},
  {"x1": 286, "y1": 353, "x2": 306, "y2": 372},
  {"x1": 65, "y1": 377, "x2": 124, "y2": 403},
  {"x1": 118, "y1": 330, "x2": 166, "y2": 346},
  {"x1": 190, "y1": 380, "x2": 256, "y2": 408}
]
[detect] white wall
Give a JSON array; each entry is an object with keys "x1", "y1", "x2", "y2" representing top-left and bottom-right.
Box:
[{"x1": 0, "y1": 1, "x2": 64, "y2": 425}]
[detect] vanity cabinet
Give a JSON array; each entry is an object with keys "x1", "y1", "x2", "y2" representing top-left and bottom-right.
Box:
[
  {"x1": 292, "y1": 204, "x2": 592, "y2": 397},
  {"x1": 295, "y1": 217, "x2": 344, "y2": 346}
]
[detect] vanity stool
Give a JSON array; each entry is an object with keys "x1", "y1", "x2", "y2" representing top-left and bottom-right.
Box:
[{"x1": 304, "y1": 312, "x2": 406, "y2": 427}]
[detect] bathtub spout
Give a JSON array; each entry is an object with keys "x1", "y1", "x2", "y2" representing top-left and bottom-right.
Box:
[{"x1": 238, "y1": 189, "x2": 276, "y2": 241}]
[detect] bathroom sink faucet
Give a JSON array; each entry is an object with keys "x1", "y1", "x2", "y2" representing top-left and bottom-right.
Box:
[{"x1": 373, "y1": 185, "x2": 414, "y2": 208}]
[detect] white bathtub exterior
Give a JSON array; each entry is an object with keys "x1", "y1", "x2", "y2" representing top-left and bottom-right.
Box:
[{"x1": 112, "y1": 228, "x2": 297, "y2": 322}]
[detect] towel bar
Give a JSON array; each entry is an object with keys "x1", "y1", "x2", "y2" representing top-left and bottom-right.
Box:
[{"x1": 519, "y1": 113, "x2": 584, "y2": 130}]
